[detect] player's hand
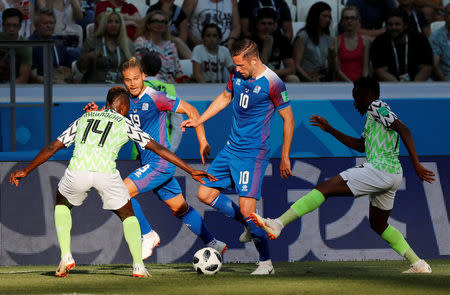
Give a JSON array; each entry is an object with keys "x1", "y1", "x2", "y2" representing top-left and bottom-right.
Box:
[
  {"x1": 310, "y1": 115, "x2": 332, "y2": 133},
  {"x1": 199, "y1": 140, "x2": 211, "y2": 166},
  {"x1": 83, "y1": 101, "x2": 99, "y2": 113},
  {"x1": 280, "y1": 157, "x2": 293, "y2": 179},
  {"x1": 413, "y1": 162, "x2": 435, "y2": 184},
  {"x1": 191, "y1": 170, "x2": 217, "y2": 184},
  {"x1": 181, "y1": 118, "x2": 201, "y2": 132},
  {"x1": 9, "y1": 170, "x2": 28, "y2": 187}
]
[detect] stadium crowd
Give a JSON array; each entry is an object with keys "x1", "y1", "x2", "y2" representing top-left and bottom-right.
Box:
[{"x1": 1, "y1": 0, "x2": 449, "y2": 84}]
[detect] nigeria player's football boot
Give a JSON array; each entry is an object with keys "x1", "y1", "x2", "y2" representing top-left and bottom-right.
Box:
[
  {"x1": 239, "y1": 226, "x2": 252, "y2": 243},
  {"x1": 142, "y1": 230, "x2": 160, "y2": 260},
  {"x1": 402, "y1": 259, "x2": 432, "y2": 273},
  {"x1": 55, "y1": 253, "x2": 76, "y2": 277},
  {"x1": 133, "y1": 263, "x2": 151, "y2": 277},
  {"x1": 207, "y1": 239, "x2": 227, "y2": 255},
  {"x1": 251, "y1": 259, "x2": 275, "y2": 275},
  {"x1": 250, "y1": 213, "x2": 283, "y2": 240}
]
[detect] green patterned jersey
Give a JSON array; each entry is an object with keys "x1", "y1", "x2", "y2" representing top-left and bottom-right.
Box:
[
  {"x1": 363, "y1": 100, "x2": 402, "y2": 174},
  {"x1": 57, "y1": 109, "x2": 152, "y2": 173}
]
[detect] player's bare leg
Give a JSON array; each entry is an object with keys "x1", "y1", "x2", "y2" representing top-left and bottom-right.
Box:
[
  {"x1": 164, "y1": 194, "x2": 227, "y2": 255},
  {"x1": 114, "y1": 200, "x2": 150, "y2": 277},
  {"x1": 123, "y1": 178, "x2": 159, "y2": 260},
  {"x1": 54, "y1": 191, "x2": 75, "y2": 277}
]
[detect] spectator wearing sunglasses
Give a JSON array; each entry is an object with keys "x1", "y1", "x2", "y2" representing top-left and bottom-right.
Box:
[
  {"x1": 135, "y1": 10, "x2": 184, "y2": 83},
  {"x1": 95, "y1": 0, "x2": 141, "y2": 40}
]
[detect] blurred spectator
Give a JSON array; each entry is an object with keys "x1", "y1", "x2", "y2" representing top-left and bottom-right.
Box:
[
  {"x1": 134, "y1": 10, "x2": 184, "y2": 83},
  {"x1": 28, "y1": 8, "x2": 80, "y2": 83},
  {"x1": 335, "y1": 6, "x2": 370, "y2": 82},
  {"x1": 429, "y1": 3, "x2": 450, "y2": 80},
  {"x1": 293, "y1": 1, "x2": 334, "y2": 82},
  {"x1": 44, "y1": 0, "x2": 83, "y2": 39},
  {"x1": 0, "y1": 0, "x2": 35, "y2": 38},
  {"x1": 249, "y1": 7, "x2": 298, "y2": 82},
  {"x1": 192, "y1": 23, "x2": 234, "y2": 83},
  {"x1": 75, "y1": 9, "x2": 135, "y2": 83},
  {"x1": 147, "y1": 0, "x2": 188, "y2": 43},
  {"x1": 182, "y1": 0, "x2": 240, "y2": 49},
  {"x1": 398, "y1": 0, "x2": 431, "y2": 36},
  {"x1": 346, "y1": 0, "x2": 397, "y2": 39},
  {"x1": 371, "y1": 8, "x2": 433, "y2": 81},
  {"x1": 238, "y1": 0, "x2": 293, "y2": 41},
  {"x1": 0, "y1": 8, "x2": 31, "y2": 83},
  {"x1": 95, "y1": 0, "x2": 141, "y2": 40},
  {"x1": 77, "y1": 0, "x2": 97, "y2": 38},
  {"x1": 147, "y1": 0, "x2": 191, "y2": 59}
]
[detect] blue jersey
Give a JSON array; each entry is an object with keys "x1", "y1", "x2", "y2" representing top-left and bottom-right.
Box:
[
  {"x1": 224, "y1": 68, "x2": 290, "y2": 160},
  {"x1": 129, "y1": 86, "x2": 180, "y2": 166}
]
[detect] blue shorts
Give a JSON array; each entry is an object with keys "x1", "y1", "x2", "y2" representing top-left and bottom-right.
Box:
[
  {"x1": 127, "y1": 161, "x2": 182, "y2": 201},
  {"x1": 203, "y1": 149, "x2": 268, "y2": 200}
]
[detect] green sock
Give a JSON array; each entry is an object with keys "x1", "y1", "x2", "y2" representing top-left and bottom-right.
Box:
[
  {"x1": 54, "y1": 205, "x2": 72, "y2": 258},
  {"x1": 279, "y1": 189, "x2": 325, "y2": 226},
  {"x1": 381, "y1": 225, "x2": 419, "y2": 264},
  {"x1": 123, "y1": 216, "x2": 143, "y2": 265}
]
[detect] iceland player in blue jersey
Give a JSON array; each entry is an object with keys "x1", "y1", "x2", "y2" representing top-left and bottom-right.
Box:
[
  {"x1": 85, "y1": 58, "x2": 226, "y2": 260},
  {"x1": 182, "y1": 39, "x2": 295, "y2": 275}
]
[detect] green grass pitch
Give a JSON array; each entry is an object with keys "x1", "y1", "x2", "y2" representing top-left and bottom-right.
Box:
[{"x1": 0, "y1": 260, "x2": 449, "y2": 294}]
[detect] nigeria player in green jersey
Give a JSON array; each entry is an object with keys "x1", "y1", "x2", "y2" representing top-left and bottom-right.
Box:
[
  {"x1": 9, "y1": 87, "x2": 216, "y2": 278},
  {"x1": 251, "y1": 77, "x2": 436, "y2": 274}
]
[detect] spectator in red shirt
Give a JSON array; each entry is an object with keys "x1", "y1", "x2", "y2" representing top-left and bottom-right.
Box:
[{"x1": 95, "y1": 0, "x2": 141, "y2": 40}]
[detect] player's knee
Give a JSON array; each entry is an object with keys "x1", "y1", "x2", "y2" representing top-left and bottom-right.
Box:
[
  {"x1": 115, "y1": 201, "x2": 134, "y2": 221},
  {"x1": 55, "y1": 190, "x2": 73, "y2": 209},
  {"x1": 171, "y1": 202, "x2": 189, "y2": 217},
  {"x1": 197, "y1": 186, "x2": 216, "y2": 204}
]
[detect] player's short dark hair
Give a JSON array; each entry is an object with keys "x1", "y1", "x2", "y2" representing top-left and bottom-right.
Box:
[
  {"x1": 107, "y1": 86, "x2": 129, "y2": 106},
  {"x1": 354, "y1": 77, "x2": 380, "y2": 99},
  {"x1": 2, "y1": 8, "x2": 23, "y2": 25},
  {"x1": 230, "y1": 38, "x2": 259, "y2": 59},
  {"x1": 386, "y1": 8, "x2": 409, "y2": 25},
  {"x1": 256, "y1": 7, "x2": 277, "y2": 23},
  {"x1": 140, "y1": 50, "x2": 161, "y2": 76},
  {"x1": 201, "y1": 23, "x2": 223, "y2": 40}
]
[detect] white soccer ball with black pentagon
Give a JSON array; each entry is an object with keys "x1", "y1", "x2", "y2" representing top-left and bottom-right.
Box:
[{"x1": 192, "y1": 247, "x2": 222, "y2": 275}]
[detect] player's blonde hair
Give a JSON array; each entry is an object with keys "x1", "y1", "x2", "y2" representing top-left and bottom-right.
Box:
[{"x1": 121, "y1": 57, "x2": 144, "y2": 73}]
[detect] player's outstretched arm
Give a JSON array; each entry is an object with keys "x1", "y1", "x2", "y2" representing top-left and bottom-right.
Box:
[
  {"x1": 144, "y1": 139, "x2": 217, "y2": 184},
  {"x1": 181, "y1": 90, "x2": 232, "y2": 129},
  {"x1": 279, "y1": 106, "x2": 295, "y2": 178},
  {"x1": 176, "y1": 100, "x2": 211, "y2": 165},
  {"x1": 9, "y1": 140, "x2": 65, "y2": 186},
  {"x1": 310, "y1": 115, "x2": 365, "y2": 153},
  {"x1": 389, "y1": 120, "x2": 435, "y2": 183}
]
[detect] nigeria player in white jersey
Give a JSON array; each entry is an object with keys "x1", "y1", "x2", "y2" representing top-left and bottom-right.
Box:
[
  {"x1": 182, "y1": 39, "x2": 295, "y2": 275},
  {"x1": 9, "y1": 87, "x2": 216, "y2": 278},
  {"x1": 85, "y1": 57, "x2": 227, "y2": 260},
  {"x1": 251, "y1": 77, "x2": 436, "y2": 274}
]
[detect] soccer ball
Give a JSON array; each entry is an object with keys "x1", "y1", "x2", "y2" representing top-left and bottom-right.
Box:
[{"x1": 192, "y1": 247, "x2": 222, "y2": 275}]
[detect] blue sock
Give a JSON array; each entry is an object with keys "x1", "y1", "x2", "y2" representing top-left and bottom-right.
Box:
[
  {"x1": 210, "y1": 194, "x2": 245, "y2": 225},
  {"x1": 178, "y1": 206, "x2": 214, "y2": 244},
  {"x1": 246, "y1": 217, "x2": 271, "y2": 261},
  {"x1": 131, "y1": 198, "x2": 152, "y2": 235}
]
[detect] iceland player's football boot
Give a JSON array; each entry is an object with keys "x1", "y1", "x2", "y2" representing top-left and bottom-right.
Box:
[
  {"x1": 250, "y1": 213, "x2": 283, "y2": 240},
  {"x1": 402, "y1": 259, "x2": 432, "y2": 274},
  {"x1": 133, "y1": 263, "x2": 151, "y2": 277},
  {"x1": 251, "y1": 259, "x2": 275, "y2": 275},
  {"x1": 207, "y1": 239, "x2": 227, "y2": 256},
  {"x1": 239, "y1": 226, "x2": 252, "y2": 243},
  {"x1": 142, "y1": 230, "x2": 160, "y2": 260},
  {"x1": 55, "y1": 253, "x2": 76, "y2": 277}
]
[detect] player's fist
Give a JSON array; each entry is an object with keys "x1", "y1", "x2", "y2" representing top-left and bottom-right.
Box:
[{"x1": 9, "y1": 170, "x2": 27, "y2": 187}]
